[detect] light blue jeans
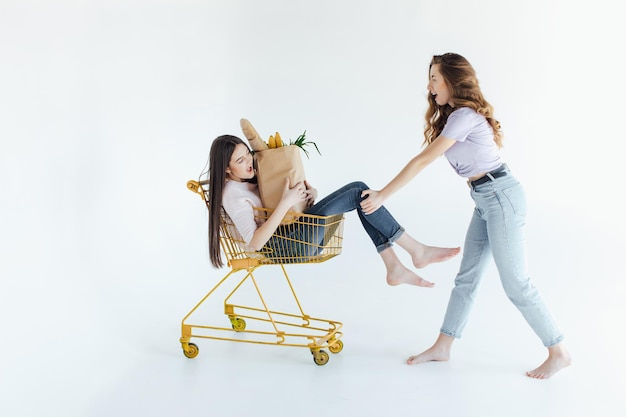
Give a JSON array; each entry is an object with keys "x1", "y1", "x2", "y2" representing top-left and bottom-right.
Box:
[{"x1": 441, "y1": 167, "x2": 564, "y2": 347}]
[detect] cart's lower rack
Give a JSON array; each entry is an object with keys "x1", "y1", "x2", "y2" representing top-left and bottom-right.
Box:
[{"x1": 181, "y1": 303, "x2": 344, "y2": 365}]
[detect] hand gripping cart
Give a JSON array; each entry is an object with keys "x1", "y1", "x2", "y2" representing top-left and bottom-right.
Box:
[{"x1": 180, "y1": 180, "x2": 346, "y2": 365}]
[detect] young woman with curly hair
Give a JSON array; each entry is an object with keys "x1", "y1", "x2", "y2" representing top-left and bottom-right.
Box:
[{"x1": 360, "y1": 53, "x2": 571, "y2": 379}]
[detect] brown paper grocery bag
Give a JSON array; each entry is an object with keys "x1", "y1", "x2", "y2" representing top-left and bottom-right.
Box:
[{"x1": 255, "y1": 145, "x2": 307, "y2": 223}]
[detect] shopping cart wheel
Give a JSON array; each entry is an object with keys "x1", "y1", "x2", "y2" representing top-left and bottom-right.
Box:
[
  {"x1": 230, "y1": 317, "x2": 246, "y2": 331},
  {"x1": 183, "y1": 343, "x2": 199, "y2": 359},
  {"x1": 328, "y1": 340, "x2": 343, "y2": 354},
  {"x1": 312, "y1": 350, "x2": 329, "y2": 366}
]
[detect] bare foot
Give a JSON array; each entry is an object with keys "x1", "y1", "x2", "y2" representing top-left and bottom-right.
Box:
[
  {"x1": 407, "y1": 334, "x2": 454, "y2": 364},
  {"x1": 526, "y1": 344, "x2": 572, "y2": 379},
  {"x1": 412, "y1": 245, "x2": 461, "y2": 269},
  {"x1": 386, "y1": 265, "x2": 434, "y2": 287},
  {"x1": 407, "y1": 348, "x2": 450, "y2": 365}
]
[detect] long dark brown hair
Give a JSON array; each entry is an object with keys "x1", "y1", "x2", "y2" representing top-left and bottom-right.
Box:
[
  {"x1": 206, "y1": 135, "x2": 249, "y2": 268},
  {"x1": 424, "y1": 53, "x2": 503, "y2": 148}
]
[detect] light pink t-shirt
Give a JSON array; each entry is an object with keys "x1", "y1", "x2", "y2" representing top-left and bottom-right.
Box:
[{"x1": 441, "y1": 107, "x2": 502, "y2": 178}]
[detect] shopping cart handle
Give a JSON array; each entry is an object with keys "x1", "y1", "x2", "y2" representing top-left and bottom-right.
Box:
[
  {"x1": 187, "y1": 180, "x2": 207, "y2": 199},
  {"x1": 186, "y1": 180, "x2": 198, "y2": 191}
]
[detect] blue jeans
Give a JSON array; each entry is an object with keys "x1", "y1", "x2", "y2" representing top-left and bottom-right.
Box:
[
  {"x1": 264, "y1": 181, "x2": 404, "y2": 260},
  {"x1": 441, "y1": 168, "x2": 564, "y2": 347}
]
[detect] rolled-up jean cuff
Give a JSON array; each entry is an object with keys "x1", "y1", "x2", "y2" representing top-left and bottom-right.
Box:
[
  {"x1": 544, "y1": 335, "x2": 564, "y2": 348},
  {"x1": 440, "y1": 329, "x2": 460, "y2": 339},
  {"x1": 375, "y1": 227, "x2": 405, "y2": 253}
]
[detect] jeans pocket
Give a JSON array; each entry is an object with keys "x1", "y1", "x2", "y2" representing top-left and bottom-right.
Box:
[{"x1": 502, "y1": 183, "x2": 527, "y2": 217}]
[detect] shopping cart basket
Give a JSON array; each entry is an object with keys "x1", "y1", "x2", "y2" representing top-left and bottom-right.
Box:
[{"x1": 180, "y1": 179, "x2": 345, "y2": 365}]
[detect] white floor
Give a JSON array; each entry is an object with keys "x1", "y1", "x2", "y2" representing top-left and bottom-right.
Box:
[{"x1": 3, "y1": 223, "x2": 625, "y2": 417}]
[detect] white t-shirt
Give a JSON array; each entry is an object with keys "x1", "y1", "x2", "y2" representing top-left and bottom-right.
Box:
[
  {"x1": 221, "y1": 179, "x2": 264, "y2": 247},
  {"x1": 441, "y1": 107, "x2": 502, "y2": 178}
]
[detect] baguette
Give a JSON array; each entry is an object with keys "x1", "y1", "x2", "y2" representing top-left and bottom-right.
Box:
[{"x1": 240, "y1": 118, "x2": 269, "y2": 151}]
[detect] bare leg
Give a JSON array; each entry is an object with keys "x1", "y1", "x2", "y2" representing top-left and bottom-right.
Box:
[
  {"x1": 396, "y1": 233, "x2": 460, "y2": 269},
  {"x1": 380, "y1": 247, "x2": 434, "y2": 287},
  {"x1": 407, "y1": 333, "x2": 454, "y2": 365},
  {"x1": 525, "y1": 343, "x2": 571, "y2": 379}
]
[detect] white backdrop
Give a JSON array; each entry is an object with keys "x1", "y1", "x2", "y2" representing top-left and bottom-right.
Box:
[{"x1": 1, "y1": 1, "x2": 625, "y2": 416}]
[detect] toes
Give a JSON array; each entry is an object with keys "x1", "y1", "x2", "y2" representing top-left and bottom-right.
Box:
[{"x1": 526, "y1": 370, "x2": 546, "y2": 379}]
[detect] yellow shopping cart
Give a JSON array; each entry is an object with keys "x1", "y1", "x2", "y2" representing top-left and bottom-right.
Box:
[{"x1": 180, "y1": 180, "x2": 345, "y2": 365}]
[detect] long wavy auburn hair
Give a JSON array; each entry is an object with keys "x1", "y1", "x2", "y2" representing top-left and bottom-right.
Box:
[{"x1": 423, "y1": 53, "x2": 503, "y2": 148}]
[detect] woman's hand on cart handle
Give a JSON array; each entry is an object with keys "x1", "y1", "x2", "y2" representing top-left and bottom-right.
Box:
[{"x1": 360, "y1": 189, "x2": 385, "y2": 215}]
